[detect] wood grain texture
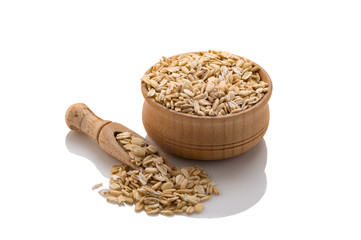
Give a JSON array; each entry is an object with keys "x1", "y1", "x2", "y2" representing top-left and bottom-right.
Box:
[
  {"x1": 141, "y1": 60, "x2": 272, "y2": 160},
  {"x1": 65, "y1": 103, "x2": 110, "y2": 141},
  {"x1": 65, "y1": 103, "x2": 171, "y2": 169}
]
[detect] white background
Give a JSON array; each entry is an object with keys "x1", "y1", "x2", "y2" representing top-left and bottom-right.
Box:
[{"x1": 1, "y1": 0, "x2": 360, "y2": 239}]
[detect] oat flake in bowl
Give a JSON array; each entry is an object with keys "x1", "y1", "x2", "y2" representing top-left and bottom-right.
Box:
[
  {"x1": 141, "y1": 51, "x2": 272, "y2": 160},
  {"x1": 141, "y1": 50, "x2": 269, "y2": 116}
]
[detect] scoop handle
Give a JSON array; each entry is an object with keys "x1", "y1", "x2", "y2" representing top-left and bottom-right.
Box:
[{"x1": 65, "y1": 103, "x2": 111, "y2": 141}]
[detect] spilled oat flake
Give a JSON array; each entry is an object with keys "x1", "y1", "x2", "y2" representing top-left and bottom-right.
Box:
[{"x1": 95, "y1": 132, "x2": 219, "y2": 216}]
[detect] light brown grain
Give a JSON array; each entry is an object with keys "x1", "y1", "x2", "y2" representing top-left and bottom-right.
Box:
[{"x1": 141, "y1": 50, "x2": 269, "y2": 116}]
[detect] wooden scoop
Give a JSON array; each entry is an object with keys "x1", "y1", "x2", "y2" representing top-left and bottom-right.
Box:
[{"x1": 65, "y1": 103, "x2": 171, "y2": 170}]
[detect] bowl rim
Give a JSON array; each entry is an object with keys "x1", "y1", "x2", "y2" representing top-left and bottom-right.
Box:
[{"x1": 141, "y1": 52, "x2": 273, "y2": 120}]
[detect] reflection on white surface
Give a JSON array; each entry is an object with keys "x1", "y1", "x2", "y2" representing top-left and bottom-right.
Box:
[
  {"x1": 66, "y1": 131, "x2": 120, "y2": 178},
  {"x1": 147, "y1": 136, "x2": 268, "y2": 218},
  {"x1": 66, "y1": 131, "x2": 267, "y2": 218}
]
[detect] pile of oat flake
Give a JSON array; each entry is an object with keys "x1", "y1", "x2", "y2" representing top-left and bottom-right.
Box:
[
  {"x1": 93, "y1": 132, "x2": 219, "y2": 216},
  {"x1": 142, "y1": 50, "x2": 268, "y2": 116}
]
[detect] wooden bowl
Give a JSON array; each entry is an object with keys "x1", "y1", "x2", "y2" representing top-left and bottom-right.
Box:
[{"x1": 141, "y1": 55, "x2": 272, "y2": 160}]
